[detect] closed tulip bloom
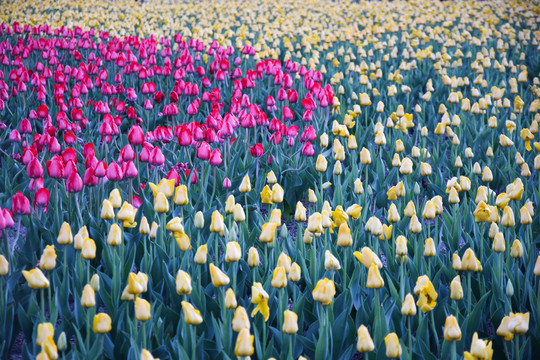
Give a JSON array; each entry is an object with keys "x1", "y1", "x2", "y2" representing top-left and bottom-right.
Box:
[
  {"x1": 387, "y1": 204, "x2": 400, "y2": 223},
  {"x1": 444, "y1": 315, "x2": 462, "y2": 341},
  {"x1": 135, "y1": 297, "x2": 151, "y2": 321},
  {"x1": 283, "y1": 310, "x2": 298, "y2": 334},
  {"x1": 404, "y1": 201, "x2": 416, "y2": 217},
  {"x1": 520, "y1": 207, "x2": 532, "y2": 225},
  {"x1": 139, "y1": 216, "x2": 150, "y2": 235},
  {"x1": 501, "y1": 206, "x2": 515, "y2": 227},
  {"x1": 39, "y1": 245, "x2": 56, "y2": 271},
  {"x1": 295, "y1": 202, "x2": 307, "y2": 221},
  {"x1": 354, "y1": 178, "x2": 364, "y2": 194},
  {"x1": 57, "y1": 222, "x2": 73, "y2": 245},
  {"x1": 489, "y1": 223, "x2": 499, "y2": 238},
  {"x1": 234, "y1": 328, "x2": 254, "y2": 356},
  {"x1": 396, "y1": 235, "x2": 408, "y2": 257},
  {"x1": 232, "y1": 306, "x2": 250, "y2": 332},
  {"x1": 109, "y1": 189, "x2": 122, "y2": 209},
  {"x1": 510, "y1": 239, "x2": 523, "y2": 258},
  {"x1": 127, "y1": 272, "x2": 144, "y2": 295},
  {"x1": 324, "y1": 250, "x2": 341, "y2": 271},
  {"x1": 0, "y1": 255, "x2": 8, "y2": 276},
  {"x1": 357, "y1": 325, "x2": 375, "y2": 352},
  {"x1": 409, "y1": 214, "x2": 422, "y2": 233},
  {"x1": 93, "y1": 313, "x2": 112, "y2": 333},
  {"x1": 194, "y1": 244, "x2": 208, "y2": 264},
  {"x1": 312, "y1": 278, "x2": 336, "y2": 305},
  {"x1": 315, "y1": 154, "x2": 327, "y2": 172},
  {"x1": 269, "y1": 208, "x2": 282, "y2": 226},
  {"x1": 225, "y1": 288, "x2": 237, "y2": 309},
  {"x1": 41, "y1": 337, "x2": 58, "y2": 360},
  {"x1": 385, "y1": 333, "x2": 402, "y2": 358},
  {"x1": 289, "y1": 263, "x2": 301, "y2": 282},
  {"x1": 181, "y1": 301, "x2": 203, "y2": 325},
  {"x1": 141, "y1": 349, "x2": 157, "y2": 360},
  {"x1": 260, "y1": 185, "x2": 273, "y2": 204},
  {"x1": 448, "y1": 187, "x2": 460, "y2": 204},
  {"x1": 247, "y1": 247, "x2": 260, "y2": 267},
  {"x1": 277, "y1": 252, "x2": 292, "y2": 273},
  {"x1": 271, "y1": 184, "x2": 284, "y2": 203},
  {"x1": 337, "y1": 223, "x2": 352, "y2": 247},
  {"x1": 121, "y1": 286, "x2": 135, "y2": 301},
  {"x1": 493, "y1": 232, "x2": 506, "y2": 252},
  {"x1": 424, "y1": 238, "x2": 436, "y2": 257},
  {"x1": 401, "y1": 293, "x2": 417, "y2": 316},
  {"x1": 473, "y1": 201, "x2": 491, "y2": 222},
  {"x1": 508, "y1": 312, "x2": 529, "y2": 335},
  {"x1": 452, "y1": 254, "x2": 462, "y2": 271},
  {"x1": 225, "y1": 241, "x2": 242, "y2": 262},
  {"x1": 73, "y1": 226, "x2": 89, "y2": 250},
  {"x1": 308, "y1": 189, "x2": 318, "y2": 203},
  {"x1": 176, "y1": 270, "x2": 192, "y2": 296},
  {"x1": 36, "y1": 322, "x2": 54, "y2": 346},
  {"x1": 107, "y1": 223, "x2": 122, "y2": 246},
  {"x1": 167, "y1": 217, "x2": 184, "y2": 233},
  {"x1": 174, "y1": 185, "x2": 189, "y2": 205},
  {"x1": 461, "y1": 248, "x2": 480, "y2": 271},
  {"x1": 239, "y1": 174, "x2": 252, "y2": 193},
  {"x1": 271, "y1": 266, "x2": 288, "y2": 288},
  {"x1": 450, "y1": 276, "x2": 463, "y2": 300},
  {"x1": 346, "y1": 204, "x2": 362, "y2": 220},
  {"x1": 360, "y1": 147, "x2": 372, "y2": 164},
  {"x1": 354, "y1": 247, "x2": 383, "y2": 269},
  {"x1": 469, "y1": 332, "x2": 493, "y2": 359},
  {"x1": 399, "y1": 158, "x2": 413, "y2": 174},
  {"x1": 91, "y1": 274, "x2": 100, "y2": 291},
  {"x1": 209, "y1": 263, "x2": 230, "y2": 287},
  {"x1": 266, "y1": 171, "x2": 277, "y2": 184},
  {"x1": 100, "y1": 199, "x2": 115, "y2": 220},
  {"x1": 154, "y1": 192, "x2": 169, "y2": 213},
  {"x1": 366, "y1": 263, "x2": 384, "y2": 289},
  {"x1": 81, "y1": 238, "x2": 96, "y2": 260},
  {"x1": 81, "y1": 284, "x2": 95, "y2": 307},
  {"x1": 117, "y1": 201, "x2": 137, "y2": 227},
  {"x1": 210, "y1": 210, "x2": 224, "y2": 233},
  {"x1": 192, "y1": 212, "x2": 204, "y2": 229},
  {"x1": 422, "y1": 200, "x2": 436, "y2": 219},
  {"x1": 497, "y1": 316, "x2": 514, "y2": 341},
  {"x1": 225, "y1": 195, "x2": 236, "y2": 214},
  {"x1": 482, "y1": 166, "x2": 493, "y2": 182},
  {"x1": 259, "y1": 222, "x2": 278, "y2": 243}
]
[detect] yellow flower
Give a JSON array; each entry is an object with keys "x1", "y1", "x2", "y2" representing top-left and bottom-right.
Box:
[
  {"x1": 266, "y1": 171, "x2": 277, "y2": 184},
  {"x1": 510, "y1": 239, "x2": 523, "y2": 258},
  {"x1": 354, "y1": 247, "x2": 383, "y2": 269},
  {"x1": 149, "y1": 178, "x2": 175, "y2": 198},
  {"x1": 260, "y1": 185, "x2": 273, "y2": 204},
  {"x1": 271, "y1": 266, "x2": 288, "y2": 289},
  {"x1": 225, "y1": 241, "x2": 242, "y2": 262},
  {"x1": 346, "y1": 204, "x2": 362, "y2": 220},
  {"x1": 239, "y1": 174, "x2": 252, "y2": 193},
  {"x1": 461, "y1": 248, "x2": 481, "y2": 272},
  {"x1": 0, "y1": 255, "x2": 8, "y2": 276},
  {"x1": 316, "y1": 154, "x2": 328, "y2": 172},
  {"x1": 181, "y1": 301, "x2": 203, "y2": 325},
  {"x1": 57, "y1": 222, "x2": 73, "y2": 245},
  {"x1": 140, "y1": 349, "x2": 157, "y2": 360},
  {"x1": 312, "y1": 278, "x2": 336, "y2": 305},
  {"x1": 107, "y1": 223, "x2": 122, "y2": 247},
  {"x1": 225, "y1": 288, "x2": 237, "y2": 309},
  {"x1": 422, "y1": 200, "x2": 436, "y2": 219},
  {"x1": 210, "y1": 210, "x2": 224, "y2": 233},
  {"x1": 36, "y1": 322, "x2": 54, "y2": 346},
  {"x1": 139, "y1": 216, "x2": 150, "y2": 235},
  {"x1": 324, "y1": 250, "x2": 341, "y2": 271},
  {"x1": 209, "y1": 263, "x2": 230, "y2": 287},
  {"x1": 288, "y1": 263, "x2": 301, "y2": 282},
  {"x1": 109, "y1": 189, "x2": 122, "y2": 208},
  {"x1": 357, "y1": 325, "x2": 375, "y2": 352},
  {"x1": 271, "y1": 184, "x2": 284, "y2": 203},
  {"x1": 283, "y1": 310, "x2": 299, "y2": 334},
  {"x1": 534, "y1": 255, "x2": 540, "y2": 276},
  {"x1": 176, "y1": 270, "x2": 192, "y2": 296},
  {"x1": 247, "y1": 247, "x2": 260, "y2": 267},
  {"x1": 295, "y1": 202, "x2": 307, "y2": 221},
  {"x1": 41, "y1": 336, "x2": 58, "y2": 360},
  {"x1": 396, "y1": 235, "x2": 408, "y2": 257},
  {"x1": 424, "y1": 238, "x2": 436, "y2": 257},
  {"x1": 154, "y1": 192, "x2": 169, "y2": 213},
  {"x1": 366, "y1": 263, "x2": 384, "y2": 289},
  {"x1": 269, "y1": 208, "x2": 282, "y2": 226},
  {"x1": 194, "y1": 211, "x2": 204, "y2": 229},
  {"x1": 81, "y1": 284, "x2": 96, "y2": 308},
  {"x1": 399, "y1": 158, "x2": 413, "y2": 175},
  {"x1": 234, "y1": 328, "x2": 254, "y2": 356},
  {"x1": 174, "y1": 184, "x2": 189, "y2": 205},
  {"x1": 337, "y1": 223, "x2": 352, "y2": 247},
  {"x1": 259, "y1": 222, "x2": 278, "y2": 243},
  {"x1": 332, "y1": 206, "x2": 349, "y2": 227},
  {"x1": 194, "y1": 244, "x2": 208, "y2": 264},
  {"x1": 414, "y1": 275, "x2": 438, "y2": 312},
  {"x1": 444, "y1": 315, "x2": 462, "y2": 341},
  {"x1": 497, "y1": 316, "x2": 514, "y2": 341},
  {"x1": 473, "y1": 201, "x2": 491, "y2": 222},
  {"x1": 81, "y1": 238, "x2": 96, "y2": 260},
  {"x1": 39, "y1": 245, "x2": 57, "y2": 271},
  {"x1": 277, "y1": 252, "x2": 292, "y2": 273},
  {"x1": 93, "y1": 313, "x2": 112, "y2": 333},
  {"x1": 469, "y1": 332, "x2": 493, "y2": 359},
  {"x1": 384, "y1": 333, "x2": 402, "y2": 358},
  {"x1": 450, "y1": 276, "x2": 463, "y2": 301},
  {"x1": 135, "y1": 297, "x2": 151, "y2": 321},
  {"x1": 508, "y1": 312, "x2": 529, "y2": 335},
  {"x1": 232, "y1": 306, "x2": 250, "y2": 332},
  {"x1": 401, "y1": 293, "x2": 417, "y2": 316},
  {"x1": 117, "y1": 201, "x2": 137, "y2": 225}
]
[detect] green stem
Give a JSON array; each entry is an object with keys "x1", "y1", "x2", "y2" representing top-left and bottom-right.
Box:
[
  {"x1": 41, "y1": 289, "x2": 45, "y2": 323},
  {"x1": 191, "y1": 325, "x2": 197, "y2": 360},
  {"x1": 408, "y1": 316, "x2": 413, "y2": 359},
  {"x1": 430, "y1": 310, "x2": 439, "y2": 355},
  {"x1": 467, "y1": 272, "x2": 472, "y2": 316},
  {"x1": 451, "y1": 341, "x2": 456, "y2": 360}
]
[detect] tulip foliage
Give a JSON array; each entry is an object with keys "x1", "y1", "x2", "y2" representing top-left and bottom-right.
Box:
[{"x1": 1, "y1": 0, "x2": 540, "y2": 359}]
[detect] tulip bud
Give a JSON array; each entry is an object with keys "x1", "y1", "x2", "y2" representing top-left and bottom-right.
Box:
[
  {"x1": 101, "y1": 199, "x2": 115, "y2": 220},
  {"x1": 0, "y1": 255, "x2": 9, "y2": 276},
  {"x1": 356, "y1": 325, "x2": 375, "y2": 353},
  {"x1": 225, "y1": 241, "x2": 242, "y2": 263},
  {"x1": 139, "y1": 216, "x2": 150, "y2": 235},
  {"x1": 444, "y1": 315, "x2": 462, "y2": 341},
  {"x1": 450, "y1": 276, "x2": 463, "y2": 300},
  {"x1": 39, "y1": 245, "x2": 57, "y2": 271},
  {"x1": 239, "y1": 174, "x2": 252, "y2": 193},
  {"x1": 283, "y1": 310, "x2": 298, "y2": 334},
  {"x1": 194, "y1": 211, "x2": 205, "y2": 229},
  {"x1": 247, "y1": 247, "x2": 260, "y2": 267},
  {"x1": 154, "y1": 192, "x2": 169, "y2": 213},
  {"x1": 209, "y1": 263, "x2": 230, "y2": 287},
  {"x1": 232, "y1": 306, "x2": 250, "y2": 332},
  {"x1": 37, "y1": 322, "x2": 54, "y2": 346},
  {"x1": 93, "y1": 313, "x2": 112, "y2": 333},
  {"x1": 384, "y1": 333, "x2": 402, "y2": 358},
  {"x1": 288, "y1": 262, "x2": 301, "y2": 282},
  {"x1": 312, "y1": 278, "x2": 336, "y2": 305},
  {"x1": 23, "y1": 268, "x2": 50, "y2": 289},
  {"x1": 91, "y1": 274, "x2": 100, "y2": 291},
  {"x1": 150, "y1": 222, "x2": 158, "y2": 239},
  {"x1": 366, "y1": 264, "x2": 384, "y2": 289},
  {"x1": 225, "y1": 288, "x2": 237, "y2": 309},
  {"x1": 181, "y1": 301, "x2": 203, "y2": 325},
  {"x1": 57, "y1": 332, "x2": 67, "y2": 351},
  {"x1": 234, "y1": 328, "x2": 254, "y2": 356},
  {"x1": 57, "y1": 222, "x2": 73, "y2": 245},
  {"x1": 176, "y1": 270, "x2": 192, "y2": 296},
  {"x1": 401, "y1": 293, "x2": 417, "y2": 316},
  {"x1": 135, "y1": 297, "x2": 151, "y2": 321},
  {"x1": 107, "y1": 223, "x2": 122, "y2": 246},
  {"x1": 81, "y1": 284, "x2": 96, "y2": 307}
]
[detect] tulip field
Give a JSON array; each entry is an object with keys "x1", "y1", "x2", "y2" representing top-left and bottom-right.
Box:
[{"x1": 1, "y1": 0, "x2": 540, "y2": 359}]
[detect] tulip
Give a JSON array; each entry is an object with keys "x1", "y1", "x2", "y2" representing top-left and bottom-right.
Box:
[
  {"x1": 288, "y1": 262, "x2": 301, "y2": 282},
  {"x1": 93, "y1": 313, "x2": 112, "y2": 333},
  {"x1": 324, "y1": 250, "x2": 341, "y2": 271},
  {"x1": 247, "y1": 247, "x2": 260, "y2": 267},
  {"x1": 37, "y1": 322, "x2": 54, "y2": 346},
  {"x1": 396, "y1": 235, "x2": 408, "y2": 257},
  {"x1": 283, "y1": 310, "x2": 298, "y2": 334},
  {"x1": 468, "y1": 332, "x2": 493, "y2": 359},
  {"x1": 414, "y1": 275, "x2": 438, "y2": 312},
  {"x1": 312, "y1": 278, "x2": 336, "y2": 305},
  {"x1": 315, "y1": 154, "x2": 327, "y2": 172},
  {"x1": 210, "y1": 210, "x2": 224, "y2": 233},
  {"x1": 127, "y1": 272, "x2": 145, "y2": 296},
  {"x1": 461, "y1": 248, "x2": 481, "y2": 271},
  {"x1": 232, "y1": 306, "x2": 250, "y2": 332},
  {"x1": 225, "y1": 288, "x2": 237, "y2": 309},
  {"x1": 271, "y1": 184, "x2": 284, "y2": 203},
  {"x1": 0, "y1": 255, "x2": 8, "y2": 276},
  {"x1": 100, "y1": 199, "x2": 115, "y2": 220},
  {"x1": 444, "y1": 315, "x2": 462, "y2": 341},
  {"x1": 239, "y1": 174, "x2": 251, "y2": 193},
  {"x1": 336, "y1": 223, "x2": 352, "y2": 247},
  {"x1": 260, "y1": 185, "x2": 273, "y2": 204},
  {"x1": 173, "y1": 185, "x2": 189, "y2": 206},
  {"x1": 259, "y1": 222, "x2": 278, "y2": 243},
  {"x1": 39, "y1": 245, "x2": 56, "y2": 271},
  {"x1": 510, "y1": 239, "x2": 523, "y2": 258},
  {"x1": 23, "y1": 268, "x2": 49, "y2": 289},
  {"x1": 209, "y1": 263, "x2": 230, "y2": 287},
  {"x1": 424, "y1": 238, "x2": 436, "y2": 257},
  {"x1": 154, "y1": 192, "x2": 169, "y2": 213},
  {"x1": 176, "y1": 270, "x2": 192, "y2": 296},
  {"x1": 80, "y1": 283, "x2": 96, "y2": 308},
  {"x1": 135, "y1": 297, "x2": 152, "y2": 321},
  {"x1": 508, "y1": 312, "x2": 529, "y2": 335},
  {"x1": 141, "y1": 349, "x2": 157, "y2": 360},
  {"x1": 366, "y1": 263, "x2": 384, "y2": 289},
  {"x1": 81, "y1": 238, "x2": 96, "y2": 259},
  {"x1": 225, "y1": 241, "x2": 241, "y2": 262},
  {"x1": 107, "y1": 223, "x2": 122, "y2": 246},
  {"x1": 384, "y1": 333, "x2": 402, "y2": 358},
  {"x1": 194, "y1": 211, "x2": 204, "y2": 229},
  {"x1": 149, "y1": 222, "x2": 158, "y2": 239},
  {"x1": 401, "y1": 293, "x2": 417, "y2": 316},
  {"x1": 271, "y1": 266, "x2": 288, "y2": 288},
  {"x1": 354, "y1": 247, "x2": 383, "y2": 269},
  {"x1": 357, "y1": 325, "x2": 375, "y2": 353},
  {"x1": 234, "y1": 328, "x2": 254, "y2": 356},
  {"x1": 57, "y1": 222, "x2": 72, "y2": 245},
  {"x1": 109, "y1": 189, "x2": 122, "y2": 208},
  {"x1": 194, "y1": 245, "x2": 208, "y2": 264},
  {"x1": 12, "y1": 191, "x2": 30, "y2": 215}
]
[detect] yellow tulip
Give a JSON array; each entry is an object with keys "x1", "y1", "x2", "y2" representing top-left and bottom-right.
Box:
[
  {"x1": 404, "y1": 201, "x2": 416, "y2": 217},
  {"x1": 337, "y1": 223, "x2": 352, "y2": 247},
  {"x1": 154, "y1": 192, "x2": 169, "y2": 213},
  {"x1": 409, "y1": 214, "x2": 422, "y2": 233},
  {"x1": 139, "y1": 216, "x2": 150, "y2": 235},
  {"x1": 444, "y1": 315, "x2": 462, "y2": 341},
  {"x1": 271, "y1": 266, "x2": 287, "y2": 289},
  {"x1": 194, "y1": 244, "x2": 208, "y2": 264},
  {"x1": 181, "y1": 301, "x2": 203, "y2": 325},
  {"x1": 259, "y1": 222, "x2": 278, "y2": 243},
  {"x1": 194, "y1": 211, "x2": 205, "y2": 229},
  {"x1": 109, "y1": 189, "x2": 122, "y2": 209},
  {"x1": 91, "y1": 274, "x2": 100, "y2": 291},
  {"x1": 100, "y1": 199, "x2": 115, "y2": 220},
  {"x1": 414, "y1": 275, "x2": 438, "y2": 312},
  {"x1": 93, "y1": 313, "x2": 112, "y2": 333},
  {"x1": 360, "y1": 147, "x2": 372, "y2": 164},
  {"x1": 247, "y1": 247, "x2": 260, "y2": 267},
  {"x1": 283, "y1": 310, "x2": 298, "y2": 334},
  {"x1": 271, "y1": 184, "x2": 284, "y2": 203},
  {"x1": 140, "y1": 349, "x2": 157, "y2": 360},
  {"x1": 0, "y1": 255, "x2": 8, "y2": 276},
  {"x1": 312, "y1": 278, "x2": 336, "y2": 305},
  {"x1": 384, "y1": 333, "x2": 402, "y2": 358},
  {"x1": 39, "y1": 245, "x2": 57, "y2": 271},
  {"x1": 269, "y1": 208, "x2": 282, "y2": 226},
  {"x1": 107, "y1": 223, "x2": 122, "y2": 246},
  {"x1": 176, "y1": 270, "x2": 192, "y2": 296},
  {"x1": 356, "y1": 325, "x2": 375, "y2": 352},
  {"x1": 42, "y1": 336, "x2": 58, "y2": 360},
  {"x1": 23, "y1": 268, "x2": 50, "y2": 289},
  {"x1": 135, "y1": 297, "x2": 151, "y2": 321},
  {"x1": 225, "y1": 288, "x2": 237, "y2": 309},
  {"x1": 295, "y1": 202, "x2": 307, "y2": 221},
  {"x1": 260, "y1": 185, "x2": 273, "y2": 204},
  {"x1": 149, "y1": 178, "x2": 175, "y2": 198},
  {"x1": 239, "y1": 174, "x2": 252, "y2": 193},
  {"x1": 315, "y1": 154, "x2": 328, "y2": 172},
  {"x1": 277, "y1": 252, "x2": 292, "y2": 273},
  {"x1": 57, "y1": 222, "x2": 73, "y2": 245},
  {"x1": 469, "y1": 332, "x2": 493, "y2": 359},
  {"x1": 127, "y1": 272, "x2": 144, "y2": 295},
  {"x1": 81, "y1": 284, "x2": 95, "y2": 308},
  {"x1": 173, "y1": 184, "x2": 189, "y2": 205},
  {"x1": 225, "y1": 241, "x2": 242, "y2": 262},
  {"x1": 210, "y1": 210, "x2": 224, "y2": 233},
  {"x1": 234, "y1": 328, "x2": 254, "y2": 356},
  {"x1": 36, "y1": 322, "x2": 54, "y2": 346},
  {"x1": 288, "y1": 263, "x2": 301, "y2": 282},
  {"x1": 508, "y1": 312, "x2": 529, "y2": 335},
  {"x1": 366, "y1": 263, "x2": 384, "y2": 289},
  {"x1": 510, "y1": 239, "x2": 523, "y2": 258},
  {"x1": 346, "y1": 204, "x2": 362, "y2": 220},
  {"x1": 422, "y1": 200, "x2": 436, "y2": 219},
  {"x1": 209, "y1": 263, "x2": 230, "y2": 287},
  {"x1": 461, "y1": 248, "x2": 481, "y2": 272},
  {"x1": 501, "y1": 206, "x2": 515, "y2": 227},
  {"x1": 308, "y1": 188, "x2": 318, "y2": 203},
  {"x1": 473, "y1": 201, "x2": 491, "y2": 222},
  {"x1": 117, "y1": 201, "x2": 137, "y2": 226},
  {"x1": 354, "y1": 247, "x2": 383, "y2": 269},
  {"x1": 424, "y1": 237, "x2": 436, "y2": 257},
  {"x1": 396, "y1": 235, "x2": 408, "y2": 257},
  {"x1": 266, "y1": 170, "x2": 277, "y2": 184},
  {"x1": 534, "y1": 255, "x2": 540, "y2": 276},
  {"x1": 149, "y1": 222, "x2": 158, "y2": 239},
  {"x1": 401, "y1": 293, "x2": 417, "y2": 316},
  {"x1": 232, "y1": 306, "x2": 250, "y2": 332}
]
